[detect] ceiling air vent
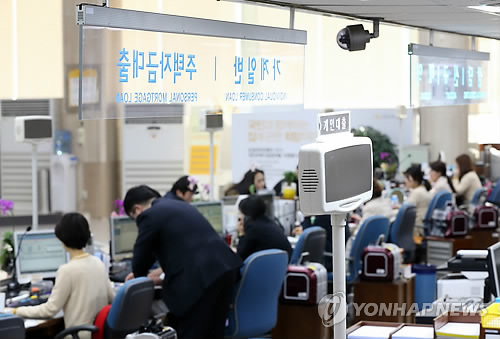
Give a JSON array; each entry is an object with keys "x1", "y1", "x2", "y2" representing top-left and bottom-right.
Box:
[
  {"x1": 1, "y1": 100, "x2": 50, "y2": 117},
  {"x1": 124, "y1": 104, "x2": 184, "y2": 124}
]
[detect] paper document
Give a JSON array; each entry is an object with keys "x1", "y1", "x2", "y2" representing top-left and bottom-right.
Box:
[
  {"x1": 392, "y1": 326, "x2": 434, "y2": 339},
  {"x1": 24, "y1": 319, "x2": 44, "y2": 328},
  {"x1": 348, "y1": 325, "x2": 397, "y2": 339},
  {"x1": 435, "y1": 322, "x2": 480, "y2": 339}
]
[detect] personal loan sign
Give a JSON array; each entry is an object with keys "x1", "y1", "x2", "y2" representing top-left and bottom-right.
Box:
[{"x1": 78, "y1": 10, "x2": 305, "y2": 119}]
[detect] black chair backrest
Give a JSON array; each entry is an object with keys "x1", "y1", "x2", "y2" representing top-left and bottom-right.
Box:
[
  {"x1": 0, "y1": 315, "x2": 25, "y2": 339},
  {"x1": 301, "y1": 227, "x2": 326, "y2": 265}
]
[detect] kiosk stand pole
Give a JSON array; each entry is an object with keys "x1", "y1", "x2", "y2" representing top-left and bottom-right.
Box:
[
  {"x1": 331, "y1": 212, "x2": 347, "y2": 339},
  {"x1": 32, "y1": 143, "x2": 39, "y2": 230},
  {"x1": 209, "y1": 130, "x2": 215, "y2": 201}
]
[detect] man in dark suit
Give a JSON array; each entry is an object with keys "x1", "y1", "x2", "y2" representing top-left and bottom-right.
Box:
[{"x1": 123, "y1": 185, "x2": 242, "y2": 339}]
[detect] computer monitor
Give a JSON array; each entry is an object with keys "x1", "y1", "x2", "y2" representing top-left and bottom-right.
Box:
[
  {"x1": 487, "y1": 242, "x2": 500, "y2": 299},
  {"x1": 193, "y1": 201, "x2": 224, "y2": 234},
  {"x1": 14, "y1": 230, "x2": 69, "y2": 279},
  {"x1": 110, "y1": 216, "x2": 138, "y2": 261}
]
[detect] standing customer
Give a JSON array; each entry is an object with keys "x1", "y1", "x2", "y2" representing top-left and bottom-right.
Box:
[{"x1": 123, "y1": 185, "x2": 242, "y2": 339}]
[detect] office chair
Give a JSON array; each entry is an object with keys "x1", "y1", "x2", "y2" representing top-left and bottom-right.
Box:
[
  {"x1": 471, "y1": 187, "x2": 487, "y2": 206},
  {"x1": 225, "y1": 249, "x2": 288, "y2": 338},
  {"x1": 0, "y1": 314, "x2": 25, "y2": 339},
  {"x1": 289, "y1": 226, "x2": 326, "y2": 265},
  {"x1": 487, "y1": 179, "x2": 500, "y2": 207},
  {"x1": 388, "y1": 203, "x2": 417, "y2": 263},
  {"x1": 55, "y1": 277, "x2": 155, "y2": 339},
  {"x1": 423, "y1": 191, "x2": 453, "y2": 231},
  {"x1": 346, "y1": 216, "x2": 390, "y2": 285}
]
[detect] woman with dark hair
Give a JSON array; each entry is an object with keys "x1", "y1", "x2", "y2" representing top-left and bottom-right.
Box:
[
  {"x1": 453, "y1": 154, "x2": 482, "y2": 205},
  {"x1": 167, "y1": 175, "x2": 198, "y2": 203},
  {"x1": 404, "y1": 164, "x2": 432, "y2": 227},
  {"x1": 236, "y1": 195, "x2": 292, "y2": 261},
  {"x1": 429, "y1": 161, "x2": 454, "y2": 196},
  {"x1": 12, "y1": 213, "x2": 115, "y2": 339},
  {"x1": 225, "y1": 169, "x2": 266, "y2": 196}
]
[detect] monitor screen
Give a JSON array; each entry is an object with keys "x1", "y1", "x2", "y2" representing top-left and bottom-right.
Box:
[
  {"x1": 324, "y1": 144, "x2": 372, "y2": 203},
  {"x1": 15, "y1": 230, "x2": 68, "y2": 278},
  {"x1": 111, "y1": 216, "x2": 138, "y2": 259},
  {"x1": 488, "y1": 242, "x2": 500, "y2": 297},
  {"x1": 193, "y1": 202, "x2": 224, "y2": 234}
]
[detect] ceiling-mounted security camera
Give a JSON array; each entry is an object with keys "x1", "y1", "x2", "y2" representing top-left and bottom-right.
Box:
[{"x1": 337, "y1": 20, "x2": 380, "y2": 51}]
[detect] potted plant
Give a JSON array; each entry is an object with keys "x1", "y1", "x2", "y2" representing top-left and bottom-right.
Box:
[
  {"x1": 282, "y1": 171, "x2": 298, "y2": 199},
  {"x1": 1, "y1": 231, "x2": 14, "y2": 274},
  {"x1": 352, "y1": 126, "x2": 399, "y2": 180}
]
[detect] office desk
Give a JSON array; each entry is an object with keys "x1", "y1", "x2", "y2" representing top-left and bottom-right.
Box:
[
  {"x1": 427, "y1": 231, "x2": 498, "y2": 268},
  {"x1": 25, "y1": 316, "x2": 64, "y2": 339},
  {"x1": 426, "y1": 236, "x2": 474, "y2": 267},
  {"x1": 353, "y1": 277, "x2": 415, "y2": 323},
  {"x1": 470, "y1": 229, "x2": 498, "y2": 249},
  {"x1": 272, "y1": 301, "x2": 332, "y2": 339}
]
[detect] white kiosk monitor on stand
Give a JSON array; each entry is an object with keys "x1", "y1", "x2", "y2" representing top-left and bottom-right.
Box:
[{"x1": 298, "y1": 111, "x2": 373, "y2": 339}]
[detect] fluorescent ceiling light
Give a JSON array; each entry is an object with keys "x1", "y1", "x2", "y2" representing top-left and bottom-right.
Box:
[{"x1": 468, "y1": 5, "x2": 500, "y2": 14}]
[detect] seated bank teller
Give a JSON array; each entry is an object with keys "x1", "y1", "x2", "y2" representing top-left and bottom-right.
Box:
[
  {"x1": 237, "y1": 195, "x2": 293, "y2": 261},
  {"x1": 10, "y1": 213, "x2": 115, "y2": 339},
  {"x1": 453, "y1": 154, "x2": 482, "y2": 206},
  {"x1": 429, "y1": 160, "x2": 454, "y2": 196},
  {"x1": 404, "y1": 164, "x2": 432, "y2": 237}
]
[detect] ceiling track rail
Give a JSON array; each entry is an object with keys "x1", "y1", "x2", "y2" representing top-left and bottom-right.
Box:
[{"x1": 231, "y1": 0, "x2": 500, "y2": 41}]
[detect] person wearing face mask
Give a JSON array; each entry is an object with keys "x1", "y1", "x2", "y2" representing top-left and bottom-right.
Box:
[{"x1": 122, "y1": 185, "x2": 242, "y2": 339}]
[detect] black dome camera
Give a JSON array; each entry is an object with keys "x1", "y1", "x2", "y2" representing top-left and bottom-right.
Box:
[{"x1": 337, "y1": 20, "x2": 380, "y2": 52}]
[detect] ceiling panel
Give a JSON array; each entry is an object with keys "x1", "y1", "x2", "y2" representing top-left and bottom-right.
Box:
[{"x1": 237, "y1": 0, "x2": 500, "y2": 39}]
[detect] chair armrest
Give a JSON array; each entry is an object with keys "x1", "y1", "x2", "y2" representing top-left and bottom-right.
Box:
[{"x1": 54, "y1": 325, "x2": 98, "y2": 339}]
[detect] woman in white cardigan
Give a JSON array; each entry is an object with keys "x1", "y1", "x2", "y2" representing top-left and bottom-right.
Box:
[
  {"x1": 453, "y1": 154, "x2": 482, "y2": 206},
  {"x1": 404, "y1": 164, "x2": 432, "y2": 232},
  {"x1": 429, "y1": 160, "x2": 454, "y2": 196},
  {"x1": 12, "y1": 213, "x2": 115, "y2": 339}
]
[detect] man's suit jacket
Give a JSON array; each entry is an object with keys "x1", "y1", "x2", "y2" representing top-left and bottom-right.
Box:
[{"x1": 132, "y1": 194, "x2": 242, "y2": 316}]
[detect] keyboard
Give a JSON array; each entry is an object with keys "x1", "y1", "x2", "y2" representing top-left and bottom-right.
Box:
[
  {"x1": 8, "y1": 296, "x2": 48, "y2": 308},
  {"x1": 109, "y1": 260, "x2": 132, "y2": 283}
]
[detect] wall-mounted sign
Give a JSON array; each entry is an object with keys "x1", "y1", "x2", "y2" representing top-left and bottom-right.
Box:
[
  {"x1": 317, "y1": 111, "x2": 350, "y2": 137},
  {"x1": 77, "y1": 5, "x2": 306, "y2": 120},
  {"x1": 409, "y1": 44, "x2": 489, "y2": 107},
  {"x1": 231, "y1": 110, "x2": 318, "y2": 189}
]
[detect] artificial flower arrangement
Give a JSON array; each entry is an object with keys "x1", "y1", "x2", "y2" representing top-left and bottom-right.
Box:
[{"x1": 0, "y1": 199, "x2": 14, "y2": 273}]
